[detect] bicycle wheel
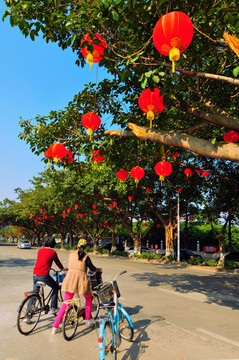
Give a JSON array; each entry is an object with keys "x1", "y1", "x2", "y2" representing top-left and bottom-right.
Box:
[
  {"x1": 117, "y1": 308, "x2": 134, "y2": 342},
  {"x1": 17, "y1": 294, "x2": 42, "y2": 335},
  {"x1": 62, "y1": 305, "x2": 83, "y2": 341},
  {"x1": 102, "y1": 321, "x2": 117, "y2": 360},
  {"x1": 91, "y1": 292, "x2": 100, "y2": 319}
]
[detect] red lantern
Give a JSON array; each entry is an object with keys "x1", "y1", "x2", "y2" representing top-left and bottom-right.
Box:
[
  {"x1": 92, "y1": 204, "x2": 97, "y2": 209},
  {"x1": 92, "y1": 150, "x2": 104, "y2": 164},
  {"x1": 146, "y1": 187, "x2": 152, "y2": 193},
  {"x1": 45, "y1": 143, "x2": 67, "y2": 164},
  {"x1": 156, "y1": 224, "x2": 160, "y2": 228},
  {"x1": 196, "y1": 169, "x2": 202, "y2": 176},
  {"x1": 81, "y1": 112, "x2": 101, "y2": 140},
  {"x1": 113, "y1": 201, "x2": 117, "y2": 206},
  {"x1": 178, "y1": 188, "x2": 183, "y2": 192},
  {"x1": 130, "y1": 166, "x2": 145, "y2": 187},
  {"x1": 189, "y1": 216, "x2": 194, "y2": 221},
  {"x1": 116, "y1": 169, "x2": 128, "y2": 182},
  {"x1": 184, "y1": 168, "x2": 194, "y2": 177},
  {"x1": 62, "y1": 149, "x2": 74, "y2": 164},
  {"x1": 93, "y1": 210, "x2": 97, "y2": 214},
  {"x1": 153, "y1": 11, "x2": 193, "y2": 72},
  {"x1": 128, "y1": 195, "x2": 133, "y2": 202},
  {"x1": 223, "y1": 130, "x2": 239, "y2": 143},
  {"x1": 138, "y1": 88, "x2": 166, "y2": 128},
  {"x1": 80, "y1": 33, "x2": 107, "y2": 70},
  {"x1": 171, "y1": 151, "x2": 178, "y2": 159},
  {"x1": 202, "y1": 170, "x2": 210, "y2": 178},
  {"x1": 154, "y1": 161, "x2": 173, "y2": 185}
]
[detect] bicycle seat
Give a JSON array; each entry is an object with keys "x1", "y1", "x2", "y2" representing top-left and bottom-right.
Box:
[
  {"x1": 36, "y1": 281, "x2": 46, "y2": 287},
  {"x1": 100, "y1": 301, "x2": 115, "y2": 308}
]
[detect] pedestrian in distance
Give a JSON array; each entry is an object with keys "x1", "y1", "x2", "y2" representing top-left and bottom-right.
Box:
[
  {"x1": 52, "y1": 238, "x2": 101, "y2": 334},
  {"x1": 32, "y1": 236, "x2": 67, "y2": 315}
]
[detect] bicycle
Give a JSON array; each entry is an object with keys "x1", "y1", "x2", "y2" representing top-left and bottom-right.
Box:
[
  {"x1": 96, "y1": 270, "x2": 134, "y2": 360},
  {"x1": 61, "y1": 269, "x2": 102, "y2": 341},
  {"x1": 17, "y1": 268, "x2": 66, "y2": 335}
]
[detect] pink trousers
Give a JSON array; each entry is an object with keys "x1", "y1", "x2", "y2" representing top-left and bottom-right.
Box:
[{"x1": 53, "y1": 291, "x2": 92, "y2": 328}]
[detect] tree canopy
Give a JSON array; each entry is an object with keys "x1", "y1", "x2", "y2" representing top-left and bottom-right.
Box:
[{"x1": 3, "y1": 0, "x2": 239, "y2": 161}]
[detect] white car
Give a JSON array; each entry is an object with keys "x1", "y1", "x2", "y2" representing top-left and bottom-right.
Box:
[
  {"x1": 17, "y1": 240, "x2": 31, "y2": 249},
  {"x1": 126, "y1": 246, "x2": 152, "y2": 254}
]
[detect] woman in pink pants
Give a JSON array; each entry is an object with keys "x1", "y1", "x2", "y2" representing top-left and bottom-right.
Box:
[{"x1": 52, "y1": 239, "x2": 100, "y2": 334}]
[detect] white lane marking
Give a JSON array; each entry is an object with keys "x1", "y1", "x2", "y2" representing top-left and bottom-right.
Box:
[{"x1": 197, "y1": 328, "x2": 239, "y2": 347}]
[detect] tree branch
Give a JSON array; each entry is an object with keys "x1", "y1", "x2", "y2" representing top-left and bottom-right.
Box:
[{"x1": 105, "y1": 124, "x2": 239, "y2": 162}]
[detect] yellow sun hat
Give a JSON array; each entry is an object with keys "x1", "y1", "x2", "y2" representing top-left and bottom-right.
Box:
[{"x1": 77, "y1": 239, "x2": 87, "y2": 247}]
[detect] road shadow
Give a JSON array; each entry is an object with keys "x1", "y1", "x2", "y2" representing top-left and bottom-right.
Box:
[
  {"x1": 131, "y1": 269, "x2": 239, "y2": 310},
  {"x1": 0, "y1": 257, "x2": 36, "y2": 267}
]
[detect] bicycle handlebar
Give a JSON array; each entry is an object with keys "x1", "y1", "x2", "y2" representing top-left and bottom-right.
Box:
[{"x1": 113, "y1": 270, "x2": 127, "y2": 281}]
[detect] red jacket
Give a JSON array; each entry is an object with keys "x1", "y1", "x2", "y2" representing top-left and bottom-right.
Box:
[{"x1": 33, "y1": 248, "x2": 63, "y2": 276}]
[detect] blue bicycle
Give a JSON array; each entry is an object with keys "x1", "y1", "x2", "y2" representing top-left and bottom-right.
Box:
[{"x1": 96, "y1": 270, "x2": 134, "y2": 360}]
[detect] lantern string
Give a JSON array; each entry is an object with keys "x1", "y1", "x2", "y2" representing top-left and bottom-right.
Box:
[
  {"x1": 93, "y1": 63, "x2": 99, "y2": 110},
  {"x1": 193, "y1": 25, "x2": 221, "y2": 43},
  {"x1": 111, "y1": 36, "x2": 153, "y2": 59}
]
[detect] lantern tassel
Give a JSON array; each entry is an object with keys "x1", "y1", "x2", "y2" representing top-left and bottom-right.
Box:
[
  {"x1": 159, "y1": 175, "x2": 164, "y2": 186},
  {"x1": 86, "y1": 54, "x2": 94, "y2": 70},
  {"x1": 147, "y1": 110, "x2": 154, "y2": 128},
  {"x1": 87, "y1": 128, "x2": 93, "y2": 141},
  {"x1": 135, "y1": 178, "x2": 139, "y2": 187}
]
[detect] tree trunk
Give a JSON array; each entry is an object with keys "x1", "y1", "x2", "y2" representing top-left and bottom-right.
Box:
[{"x1": 165, "y1": 224, "x2": 175, "y2": 257}]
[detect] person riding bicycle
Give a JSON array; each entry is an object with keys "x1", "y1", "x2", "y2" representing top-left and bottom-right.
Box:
[
  {"x1": 52, "y1": 238, "x2": 101, "y2": 334},
  {"x1": 33, "y1": 236, "x2": 67, "y2": 315}
]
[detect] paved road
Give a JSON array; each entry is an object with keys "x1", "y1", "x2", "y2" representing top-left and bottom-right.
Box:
[{"x1": 1, "y1": 244, "x2": 239, "y2": 360}]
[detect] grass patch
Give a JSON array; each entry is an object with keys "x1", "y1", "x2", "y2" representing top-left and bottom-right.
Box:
[{"x1": 188, "y1": 258, "x2": 203, "y2": 266}]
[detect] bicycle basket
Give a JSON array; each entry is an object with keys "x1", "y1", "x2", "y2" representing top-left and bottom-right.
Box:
[
  {"x1": 97, "y1": 283, "x2": 113, "y2": 302},
  {"x1": 88, "y1": 270, "x2": 103, "y2": 290},
  {"x1": 53, "y1": 272, "x2": 66, "y2": 283},
  {"x1": 112, "y1": 280, "x2": 121, "y2": 299}
]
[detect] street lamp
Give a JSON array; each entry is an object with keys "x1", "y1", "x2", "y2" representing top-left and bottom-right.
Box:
[{"x1": 177, "y1": 190, "x2": 180, "y2": 262}]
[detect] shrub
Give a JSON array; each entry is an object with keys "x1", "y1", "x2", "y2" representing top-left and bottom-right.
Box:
[
  {"x1": 85, "y1": 247, "x2": 93, "y2": 253},
  {"x1": 110, "y1": 250, "x2": 128, "y2": 257},
  {"x1": 188, "y1": 258, "x2": 203, "y2": 266},
  {"x1": 224, "y1": 260, "x2": 239, "y2": 269},
  {"x1": 96, "y1": 248, "x2": 110, "y2": 255},
  {"x1": 204, "y1": 258, "x2": 217, "y2": 267},
  {"x1": 133, "y1": 253, "x2": 164, "y2": 261}
]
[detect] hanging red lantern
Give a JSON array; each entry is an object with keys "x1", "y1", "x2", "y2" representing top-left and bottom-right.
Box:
[
  {"x1": 154, "y1": 161, "x2": 173, "y2": 185},
  {"x1": 138, "y1": 88, "x2": 166, "y2": 128},
  {"x1": 45, "y1": 143, "x2": 67, "y2": 164},
  {"x1": 128, "y1": 195, "x2": 133, "y2": 202},
  {"x1": 202, "y1": 170, "x2": 210, "y2": 178},
  {"x1": 171, "y1": 151, "x2": 179, "y2": 159},
  {"x1": 81, "y1": 112, "x2": 101, "y2": 140},
  {"x1": 146, "y1": 187, "x2": 152, "y2": 193},
  {"x1": 223, "y1": 130, "x2": 239, "y2": 143},
  {"x1": 80, "y1": 33, "x2": 107, "y2": 70},
  {"x1": 184, "y1": 168, "x2": 194, "y2": 178},
  {"x1": 92, "y1": 150, "x2": 104, "y2": 164},
  {"x1": 189, "y1": 216, "x2": 194, "y2": 221},
  {"x1": 113, "y1": 201, "x2": 117, "y2": 206},
  {"x1": 196, "y1": 169, "x2": 202, "y2": 176},
  {"x1": 156, "y1": 224, "x2": 161, "y2": 228},
  {"x1": 93, "y1": 210, "x2": 97, "y2": 214},
  {"x1": 178, "y1": 188, "x2": 183, "y2": 192},
  {"x1": 153, "y1": 11, "x2": 193, "y2": 72},
  {"x1": 130, "y1": 166, "x2": 145, "y2": 187},
  {"x1": 116, "y1": 169, "x2": 128, "y2": 182},
  {"x1": 62, "y1": 149, "x2": 74, "y2": 164},
  {"x1": 92, "y1": 204, "x2": 97, "y2": 209}
]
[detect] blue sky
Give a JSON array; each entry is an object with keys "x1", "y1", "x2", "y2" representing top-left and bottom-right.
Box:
[{"x1": 0, "y1": 1, "x2": 109, "y2": 202}]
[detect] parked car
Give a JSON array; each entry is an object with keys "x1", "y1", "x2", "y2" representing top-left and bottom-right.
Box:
[
  {"x1": 126, "y1": 246, "x2": 152, "y2": 254},
  {"x1": 99, "y1": 243, "x2": 125, "y2": 252},
  {"x1": 180, "y1": 249, "x2": 202, "y2": 262},
  {"x1": 224, "y1": 252, "x2": 239, "y2": 262},
  {"x1": 17, "y1": 240, "x2": 31, "y2": 249}
]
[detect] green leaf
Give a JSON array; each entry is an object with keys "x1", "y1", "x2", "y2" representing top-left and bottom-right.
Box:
[
  {"x1": 152, "y1": 75, "x2": 159, "y2": 83},
  {"x1": 115, "y1": 0, "x2": 122, "y2": 4},
  {"x1": 112, "y1": 10, "x2": 119, "y2": 20},
  {"x1": 233, "y1": 66, "x2": 239, "y2": 77},
  {"x1": 141, "y1": 77, "x2": 147, "y2": 89}
]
